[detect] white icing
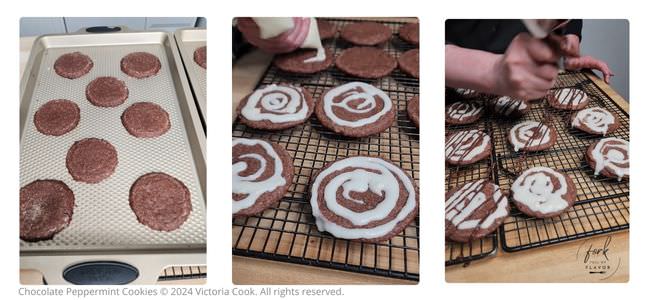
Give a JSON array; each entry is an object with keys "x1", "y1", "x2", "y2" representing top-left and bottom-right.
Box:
[
  {"x1": 591, "y1": 138, "x2": 629, "y2": 181},
  {"x1": 301, "y1": 17, "x2": 326, "y2": 63},
  {"x1": 481, "y1": 188, "x2": 508, "y2": 229},
  {"x1": 232, "y1": 138, "x2": 286, "y2": 214},
  {"x1": 322, "y1": 82, "x2": 392, "y2": 128},
  {"x1": 511, "y1": 167, "x2": 570, "y2": 214},
  {"x1": 445, "y1": 180, "x2": 508, "y2": 231},
  {"x1": 493, "y1": 96, "x2": 527, "y2": 116},
  {"x1": 554, "y1": 88, "x2": 588, "y2": 106},
  {"x1": 310, "y1": 156, "x2": 417, "y2": 240},
  {"x1": 571, "y1": 107, "x2": 615, "y2": 135},
  {"x1": 446, "y1": 101, "x2": 482, "y2": 122},
  {"x1": 456, "y1": 88, "x2": 478, "y2": 98},
  {"x1": 509, "y1": 121, "x2": 551, "y2": 152},
  {"x1": 252, "y1": 17, "x2": 295, "y2": 39},
  {"x1": 445, "y1": 130, "x2": 490, "y2": 162},
  {"x1": 241, "y1": 84, "x2": 308, "y2": 123}
]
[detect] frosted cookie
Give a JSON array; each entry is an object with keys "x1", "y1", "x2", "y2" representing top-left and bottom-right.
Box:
[
  {"x1": 398, "y1": 23, "x2": 419, "y2": 46},
  {"x1": 54, "y1": 52, "x2": 93, "y2": 79},
  {"x1": 548, "y1": 88, "x2": 590, "y2": 110},
  {"x1": 232, "y1": 138, "x2": 294, "y2": 217},
  {"x1": 454, "y1": 88, "x2": 480, "y2": 99},
  {"x1": 20, "y1": 180, "x2": 75, "y2": 241},
  {"x1": 488, "y1": 96, "x2": 529, "y2": 118},
  {"x1": 508, "y1": 121, "x2": 557, "y2": 152},
  {"x1": 445, "y1": 129, "x2": 492, "y2": 165},
  {"x1": 273, "y1": 48, "x2": 334, "y2": 74},
  {"x1": 571, "y1": 107, "x2": 619, "y2": 135},
  {"x1": 445, "y1": 180, "x2": 509, "y2": 242},
  {"x1": 340, "y1": 21, "x2": 392, "y2": 46},
  {"x1": 445, "y1": 101, "x2": 484, "y2": 124},
  {"x1": 511, "y1": 167, "x2": 577, "y2": 218},
  {"x1": 315, "y1": 82, "x2": 396, "y2": 137},
  {"x1": 398, "y1": 49, "x2": 419, "y2": 78},
  {"x1": 335, "y1": 47, "x2": 397, "y2": 79},
  {"x1": 407, "y1": 95, "x2": 419, "y2": 127},
  {"x1": 33, "y1": 99, "x2": 80, "y2": 136},
  {"x1": 309, "y1": 156, "x2": 418, "y2": 242},
  {"x1": 586, "y1": 138, "x2": 629, "y2": 181},
  {"x1": 237, "y1": 84, "x2": 314, "y2": 130}
]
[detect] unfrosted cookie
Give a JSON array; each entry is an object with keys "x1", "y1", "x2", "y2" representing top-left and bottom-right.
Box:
[
  {"x1": 120, "y1": 52, "x2": 161, "y2": 78},
  {"x1": 273, "y1": 48, "x2": 334, "y2": 74},
  {"x1": 130, "y1": 172, "x2": 191, "y2": 231},
  {"x1": 33, "y1": 99, "x2": 80, "y2": 136},
  {"x1": 20, "y1": 180, "x2": 75, "y2": 241},
  {"x1": 85, "y1": 76, "x2": 129, "y2": 107},
  {"x1": 511, "y1": 167, "x2": 576, "y2": 218},
  {"x1": 398, "y1": 23, "x2": 419, "y2": 46},
  {"x1": 508, "y1": 121, "x2": 556, "y2": 152},
  {"x1": 317, "y1": 19, "x2": 337, "y2": 40},
  {"x1": 194, "y1": 46, "x2": 207, "y2": 69},
  {"x1": 54, "y1": 52, "x2": 93, "y2": 79},
  {"x1": 340, "y1": 21, "x2": 391, "y2": 46},
  {"x1": 571, "y1": 107, "x2": 619, "y2": 135},
  {"x1": 335, "y1": 47, "x2": 396, "y2": 79},
  {"x1": 121, "y1": 102, "x2": 171, "y2": 138},
  {"x1": 445, "y1": 129, "x2": 492, "y2": 165},
  {"x1": 548, "y1": 88, "x2": 590, "y2": 110},
  {"x1": 237, "y1": 84, "x2": 314, "y2": 130},
  {"x1": 586, "y1": 137, "x2": 629, "y2": 181},
  {"x1": 398, "y1": 49, "x2": 419, "y2": 78},
  {"x1": 66, "y1": 138, "x2": 118, "y2": 184},
  {"x1": 407, "y1": 95, "x2": 419, "y2": 127},
  {"x1": 445, "y1": 101, "x2": 484, "y2": 124}
]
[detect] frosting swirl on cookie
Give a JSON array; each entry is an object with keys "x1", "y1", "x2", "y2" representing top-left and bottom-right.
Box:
[
  {"x1": 240, "y1": 84, "x2": 309, "y2": 123},
  {"x1": 571, "y1": 107, "x2": 616, "y2": 135},
  {"x1": 509, "y1": 121, "x2": 553, "y2": 152},
  {"x1": 511, "y1": 167, "x2": 572, "y2": 214},
  {"x1": 446, "y1": 101, "x2": 483, "y2": 123},
  {"x1": 321, "y1": 82, "x2": 392, "y2": 127},
  {"x1": 446, "y1": 180, "x2": 508, "y2": 232},
  {"x1": 590, "y1": 137, "x2": 629, "y2": 181}
]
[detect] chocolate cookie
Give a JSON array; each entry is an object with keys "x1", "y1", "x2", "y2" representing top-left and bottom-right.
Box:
[
  {"x1": 120, "y1": 52, "x2": 161, "y2": 78},
  {"x1": 454, "y1": 88, "x2": 480, "y2": 99},
  {"x1": 54, "y1": 52, "x2": 93, "y2": 79},
  {"x1": 121, "y1": 102, "x2": 171, "y2": 138},
  {"x1": 194, "y1": 46, "x2": 207, "y2": 69},
  {"x1": 511, "y1": 167, "x2": 577, "y2": 218},
  {"x1": 445, "y1": 101, "x2": 484, "y2": 124},
  {"x1": 398, "y1": 49, "x2": 419, "y2": 78},
  {"x1": 398, "y1": 23, "x2": 419, "y2": 46},
  {"x1": 407, "y1": 95, "x2": 419, "y2": 127},
  {"x1": 508, "y1": 121, "x2": 557, "y2": 152},
  {"x1": 340, "y1": 21, "x2": 392, "y2": 46},
  {"x1": 317, "y1": 19, "x2": 337, "y2": 40},
  {"x1": 66, "y1": 138, "x2": 118, "y2": 184},
  {"x1": 273, "y1": 48, "x2": 333, "y2": 74},
  {"x1": 571, "y1": 107, "x2": 619, "y2": 135},
  {"x1": 33, "y1": 99, "x2": 80, "y2": 136},
  {"x1": 86, "y1": 76, "x2": 129, "y2": 107},
  {"x1": 20, "y1": 180, "x2": 75, "y2": 241},
  {"x1": 237, "y1": 84, "x2": 314, "y2": 130},
  {"x1": 232, "y1": 138, "x2": 294, "y2": 217},
  {"x1": 309, "y1": 156, "x2": 418, "y2": 242},
  {"x1": 586, "y1": 138, "x2": 629, "y2": 181},
  {"x1": 488, "y1": 96, "x2": 529, "y2": 118},
  {"x1": 445, "y1": 129, "x2": 492, "y2": 165},
  {"x1": 335, "y1": 47, "x2": 396, "y2": 79},
  {"x1": 315, "y1": 82, "x2": 396, "y2": 137},
  {"x1": 446, "y1": 180, "x2": 509, "y2": 242},
  {"x1": 548, "y1": 88, "x2": 590, "y2": 110},
  {"x1": 129, "y1": 172, "x2": 191, "y2": 231}
]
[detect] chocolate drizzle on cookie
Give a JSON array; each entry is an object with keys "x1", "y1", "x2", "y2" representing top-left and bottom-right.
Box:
[
  {"x1": 508, "y1": 120, "x2": 556, "y2": 152},
  {"x1": 445, "y1": 101, "x2": 484, "y2": 124},
  {"x1": 549, "y1": 88, "x2": 589, "y2": 110},
  {"x1": 489, "y1": 96, "x2": 528, "y2": 117},
  {"x1": 445, "y1": 129, "x2": 492, "y2": 165}
]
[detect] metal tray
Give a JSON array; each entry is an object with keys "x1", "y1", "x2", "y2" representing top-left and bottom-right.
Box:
[{"x1": 174, "y1": 28, "x2": 206, "y2": 125}]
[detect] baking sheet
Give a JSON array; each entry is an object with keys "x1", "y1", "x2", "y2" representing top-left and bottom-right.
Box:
[{"x1": 175, "y1": 28, "x2": 206, "y2": 122}]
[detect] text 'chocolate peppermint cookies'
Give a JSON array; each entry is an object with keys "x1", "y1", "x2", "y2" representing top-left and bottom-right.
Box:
[
  {"x1": 587, "y1": 138, "x2": 629, "y2": 181},
  {"x1": 238, "y1": 84, "x2": 314, "y2": 130},
  {"x1": 445, "y1": 130, "x2": 492, "y2": 165},
  {"x1": 548, "y1": 88, "x2": 590, "y2": 110},
  {"x1": 508, "y1": 121, "x2": 557, "y2": 152},
  {"x1": 445, "y1": 101, "x2": 484, "y2": 124},
  {"x1": 511, "y1": 167, "x2": 577, "y2": 218},
  {"x1": 571, "y1": 107, "x2": 619, "y2": 135},
  {"x1": 130, "y1": 172, "x2": 191, "y2": 231},
  {"x1": 315, "y1": 82, "x2": 396, "y2": 137},
  {"x1": 20, "y1": 180, "x2": 75, "y2": 241},
  {"x1": 232, "y1": 138, "x2": 294, "y2": 217},
  {"x1": 445, "y1": 180, "x2": 509, "y2": 242},
  {"x1": 309, "y1": 156, "x2": 418, "y2": 242}
]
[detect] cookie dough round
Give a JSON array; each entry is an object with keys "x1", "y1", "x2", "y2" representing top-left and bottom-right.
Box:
[
  {"x1": 315, "y1": 82, "x2": 395, "y2": 137},
  {"x1": 398, "y1": 23, "x2": 419, "y2": 46},
  {"x1": 317, "y1": 19, "x2": 337, "y2": 40},
  {"x1": 511, "y1": 167, "x2": 576, "y2": 218},
  {"x1": 33, "y1": 99, "x2": 80, "y2": 136},
  {"x1": 121, "y1": 102, "x2": 171, "y2": 138},
  {"x1": 488, "y1": 96, "x2": 529, "y2": 118},
  {"x1": 445, "y1": 101, "x2": 484, "y2": 124},
  {"x1": 548, "y1": 88, "x2": 590, "y2": 110},
  {"x1": 571, "y1": 107, "x2": 619, "y2": 135},
  {"x1": 508, "y1": 121, "x2": 557, "y2": 152},
  {"x1": 20, "y1": 180, "x2": 75, "y2": 241},
  {"x1": 445, "y1": 129, "x2": 492, "y2": 165},
  {"x1": 120, "y1": 52, "x2": 161, "y2": 78},
  {"x1": 193, "y1": 46, "x2": 207, "y2": 69},
  {"x1": 309, "y1": 156, "x2": 419, "y2": 242},
  {"x1": 86, "y1": 76, "x2": 129, "y2": 107},
  {"x1": 335, "y1": 47, "x2": 396, "y2": 79},
  {"x1": 66, "y1": 138, "x2": 118, "y2": 184},
  {"x1": 237, "y1": 84, "x2": 314, "y2": 130},
  {"x1": 54, "y1": 52, "x2": 93, "y2": 79},
  {"x1": 398, "y1": 49, "x2": 419, "y2": 78},
  {"x1": 340, "y1": 21, "x2": 392, "y2": 46},
  {"x1": 586, "y1": 137, "x2": 629, "y2": 181},
  {"x1": 273, "y1": 48, "x2": 334, "y2": 74},
  {"x1": 232, "y1": 138, "x2": 294, "y2": 217},
  {"x1": 406, "y1": 95, "x2": 419, "y2": 127},
  {"x1": 130, "y1": 172, "x2": 191, "y2": 231}
]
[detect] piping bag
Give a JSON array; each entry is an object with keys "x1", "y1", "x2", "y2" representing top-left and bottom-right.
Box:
[{"x1": 521, "y1": 19, "x2": 577, "y2": 69}]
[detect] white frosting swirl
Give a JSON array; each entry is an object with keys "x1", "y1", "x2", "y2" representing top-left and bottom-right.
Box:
[
  {"x1": 571, "y1": 107, "x2": 616, "y2": 135},
  {"x1": 591, "y1": 137, "x2": 629, "y2": 181},
  {"x1": 446, "y1": 101, "x2": 483, "y2": 122},
  {"x1": 445, "y1": 180, "x2": 508, "y2": 231},
  {"x1": 322, "y1": 82, "x2": 392, "y2": 128},
  {"x1": 241, "y1": 84, "x2": 309, "y2": 123},
  {"x1": 445, "y1": 130, "x2": 491, "y2": 163},
  {"x1": 511, "y1": 167, "x2": 571, "y2": 214},
  {"x1": 509, "y1": 121, "x2": 552, "y2": 152}
]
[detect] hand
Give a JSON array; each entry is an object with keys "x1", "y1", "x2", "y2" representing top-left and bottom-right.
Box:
[
  {"x1": 565, "y1": 55, "x2": 614, "y2": 84},
  {"x1": 237, "y1": 17, "x2": 311, "y2": 54},
  {"x1": 491, "y1": 32, "x2": 560, "y2": 100}
]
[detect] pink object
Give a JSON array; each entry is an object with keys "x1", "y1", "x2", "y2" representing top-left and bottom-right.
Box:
[
  {"x1": 237, "y1": 17, "x2": 311, "y2": 54},
  {"x1": 565, "y1": 55, "x2": 614, "y2": 84}
]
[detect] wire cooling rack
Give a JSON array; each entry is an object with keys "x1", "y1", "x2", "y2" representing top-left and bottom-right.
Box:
[
  {"x1": 232, "y1": 18, "x2": 420, "y2": 281},
  {"x1": 158, "y1": 266, "x2": 207, "y2": 282}
]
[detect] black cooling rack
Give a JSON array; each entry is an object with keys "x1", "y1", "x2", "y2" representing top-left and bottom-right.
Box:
[
  {"x1": 158, "y1": 266, "x2": 207, "y2": 282},
  {"x1": 233, "y1": 18, "x2": 420, "y2": 281}
]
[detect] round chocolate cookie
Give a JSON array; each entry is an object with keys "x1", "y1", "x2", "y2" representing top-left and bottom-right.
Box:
[
  {"x1": 232, "y1": 138, "x2": 294, "y2": 217},
  {"x1": 586, "y1": 137, "x2": 629, "y2": 181},
  {"x1": 33, "y1": 99, "x2": 80, "y2": 136},
  {"x1": 315, "y1": 82, "x2": 396, "y2": 137},
  {"x1": 488, "y1": 96, "x2": 529, "y2": 118},
  {"x1": 571, "y1": 107, "x2": 619, "y2": 136},
  {"x1": 398, "y1": 23, "x2": 419, "y2": 46},
  {"x1": 121, "y1": 102, "x2": 171, "y2": 138},
  {"x1": 398, "y1": 49, "x2": 419, "y2": 78},
  {"x1": 120, "y1": 52, "x2": 161, "y2": 79},
  {"x1": 309, "y1": 156, "x2": 418, "y2": 242},
  {"x1": 193, "y1": 46, "x2": 207, "y2": 69},
  {"x1": 66, "y1": 138, "x2": 118, "y2": 184},
  {"x1": 445, "y1": 101, "x2": 484, "y2": 124},
  {"x1": 548, "y1": 88, "x2": 590, "y2": 110},
  {"x1": 335, "y1": 47, "x2": 396, "y2": 79},
  {"x1": 445, "y1": 129, "x2": 492, "y2": 165},
  {"x1": 508, "y1": 120, "x2": 557, "y2": 152},
  {"x1": 273, "y1": 48, "x2": 334, "y2": 74},
  {"x1": 86, "y1": 76, "x2": 129, "y2": 107},
  {"x1": 454, "y1": 88, "x2": 480, "y2": 99},
  {"x1": 407, "y1": 95, "x2": 419, "y2": 127},
  {"x1": 129, "y1": 172, "x2": 191, "y2": 231},
  {"x1": 446, "y1": 179, "x2": 509, "y2": 242},
  {"x1": 20, "y1": 180, "x2": 75, "y2": 242},
  {"x1": 340, "y1": 21, "x2": 392, "y2": 46},
  {"x1": 237, "y1": 84, "x2": 314, "y2": 130},
  {"x1": 54, "y1": 52, "x2": 93, "y2": 79},
  {"x1": 317, "y1": 19, "x2": 337, "y2": 40},
  {"x1": 511, "y1": 167, "x2": 577, "y2": 218}
]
